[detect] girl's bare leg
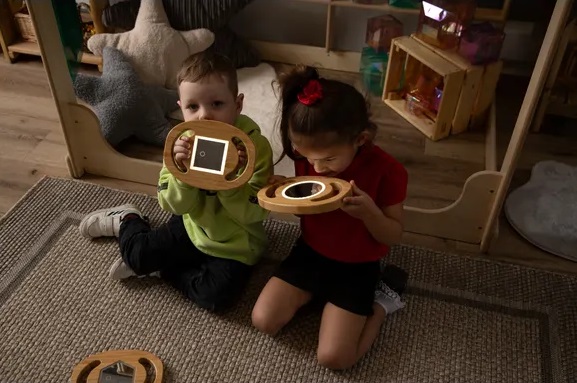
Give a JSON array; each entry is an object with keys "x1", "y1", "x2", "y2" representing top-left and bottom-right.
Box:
[
  {"x1": 252, "y1": 277, "x2": 312, "y2": 335},
  {"x1": 316, "y1": 302, "x2": 387, "y2": 370}
]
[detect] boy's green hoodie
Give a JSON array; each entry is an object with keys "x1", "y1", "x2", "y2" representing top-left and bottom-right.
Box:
[{"x1": 157, "y1": 115, "x2": 273, "y2": 265}]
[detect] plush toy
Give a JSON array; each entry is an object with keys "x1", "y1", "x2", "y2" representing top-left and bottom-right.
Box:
[
  {"x1": 73, "y1": 47, "x2": 179, "y2": 148},
  {"x1": 87, "y1": 0, "x2": 215, "y2": 89},
  {"x1": 101, "y1": 0, "x2": 260, "y2": 69}
]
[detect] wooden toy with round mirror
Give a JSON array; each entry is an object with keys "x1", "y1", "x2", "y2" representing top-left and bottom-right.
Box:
[
  {"x1": 163, "y1": 120, "x2": 256, "y2": 191},
  {"x1": 257, "y1": 176, "x2": 352, "y2": 215},
  {"x1": 71, "y1": 349, "x2": 163, "y2": 383}
]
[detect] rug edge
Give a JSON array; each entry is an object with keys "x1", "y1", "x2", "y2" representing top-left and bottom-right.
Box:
[{"x1": 0, "y1": 175, "x2": 51, "y2": 225}]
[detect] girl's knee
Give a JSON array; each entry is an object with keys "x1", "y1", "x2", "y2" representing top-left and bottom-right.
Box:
[
  {"x1": 317, "y1": 348, "x2": 356, "y2": 370},
  {"x1": 251, "y1": 305, "x2": 283, "y2": 336}
]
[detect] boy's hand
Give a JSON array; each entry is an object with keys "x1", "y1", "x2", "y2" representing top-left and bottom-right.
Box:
[
  {"x1": 341, "y1": 180, "x2": 380, "y2": 221},
  {"x1": 174, "y1": 136, "x2": 192, "y2": 170},
  {"x1": 233, "y1": 142, "x2": 247, "y2": 174}
]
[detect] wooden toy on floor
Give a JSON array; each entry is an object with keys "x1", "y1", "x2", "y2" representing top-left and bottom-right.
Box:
[
  {"x1": 163, "y1": 120, "x2": 256, "y2": 191},
  {"x1": 258, "y1": 176, "x2": 352, "y2": 214},
  {"x1": 71, "y1": 349, "x2": 163, "y2": 383}
]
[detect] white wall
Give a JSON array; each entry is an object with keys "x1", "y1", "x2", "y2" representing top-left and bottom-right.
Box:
[{"x1": 230, "y1": 0, "x2": 541, "y2": 65}]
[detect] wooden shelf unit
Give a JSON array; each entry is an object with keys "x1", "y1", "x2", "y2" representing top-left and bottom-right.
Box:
[
  {"x1": 0, "y1": 0, "x2": 103, "y2": 66},
  {"x1": 252, "y1": 0, "x2": 513, "y2": 73},
  {"x1": 292, "y1": 0, "x2": 511, "y2": 20},
  {"x1": 7, "y1": 40, "x2": 102, "y2": 65}
]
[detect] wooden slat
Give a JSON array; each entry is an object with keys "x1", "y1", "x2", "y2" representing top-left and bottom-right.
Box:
[
  {"x1": 0, "y1": 0, "x2": 19, "y2": 61},
  {"x1": 393, "y1": 36, "x2": 462, "y2": 77},
  {"x1": 251, "y1": 40, "x2": 361, "y2": 72},
  {"x1": 8, "y1": 40, "x2": 102, "y2": 65}
]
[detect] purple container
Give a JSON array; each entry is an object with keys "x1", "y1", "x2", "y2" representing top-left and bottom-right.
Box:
[{"x1": 458, "y1": 22, "x2": 505, "y2": 65}]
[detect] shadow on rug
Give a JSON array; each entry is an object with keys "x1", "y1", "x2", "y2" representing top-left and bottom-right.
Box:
[{"x1": 1, "y1": 177, "x2": 576, "y2": 383}]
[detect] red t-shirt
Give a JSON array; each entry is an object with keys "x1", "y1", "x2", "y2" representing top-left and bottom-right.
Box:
[{"x1": 295, "y1": 144, "x2": 408, "y2": 263}]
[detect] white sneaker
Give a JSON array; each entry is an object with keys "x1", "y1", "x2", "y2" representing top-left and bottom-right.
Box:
[
  {"x1": 108, "y1": 258, "x2": 161, "y2": 280},
  {"x1": 108, "y1": 258, "x2": 137, "y2": 280},
  {"x1": 79, "y1": 204, "x2": 143, "y2": 238},
  {"x1": 374, "y1": 281, "x2": 406, "y2": 315}
]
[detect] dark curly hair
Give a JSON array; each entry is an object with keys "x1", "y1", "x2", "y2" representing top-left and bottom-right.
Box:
[{"x1": 275, "y1": 65, "x2": 377, "y2": 163}]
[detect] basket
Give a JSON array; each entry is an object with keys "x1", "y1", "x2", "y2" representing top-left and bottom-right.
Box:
[{"x1": 14, "y1": 3, "x2": 36, "y2": 43}]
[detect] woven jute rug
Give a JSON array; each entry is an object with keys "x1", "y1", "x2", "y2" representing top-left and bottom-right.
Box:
[{"x1": 1, "y1": 177, "x2": 576, "y2": 383}]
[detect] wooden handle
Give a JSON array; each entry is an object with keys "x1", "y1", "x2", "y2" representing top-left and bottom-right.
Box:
[
  {"x1": 257, "y1": 176, "x2": 352, "y2": 214},
  {"x1": 71, "y1": 349, "x2": 163, "y2": 383},
  {"x1": 163, "y1": 120, "x2": 256, "y2": 191}
]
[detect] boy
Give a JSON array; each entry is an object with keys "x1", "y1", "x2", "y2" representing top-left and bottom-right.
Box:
[{"x1": 79, "y1": 51, "x2": 274, "y2": 313}]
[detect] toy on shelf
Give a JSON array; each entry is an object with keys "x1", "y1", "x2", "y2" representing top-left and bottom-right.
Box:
[
  {"x1": 163, "y1": 120, "x2": 256, "y2": 191},
  {"x1": 432, "y1": 81, "x2": 444, "y2": 112},
  {"x1": 360, "y1": 46, "x2": 389, "y2": 96},
  {"x1": 415, "y1": 0, "x2": 476, "y2": 50},
  {"x1": 71, "y1": 349, "x2": 163, "y2": 383},
  {"x1": 257, "y1": 176, "x2": 352, "y2": 215},
  {"x1": 365, "y1": 14, "x2": 404, "y2": 52},
  {"x1": 404, "y1": 65, "x2": 443, "y2": 118},
  {"x1": 458, "y1": 22, "x2": 506, "y2": 65},
  {"x1": 389, "y1": 0, "x2": 421, "y2": 9}
]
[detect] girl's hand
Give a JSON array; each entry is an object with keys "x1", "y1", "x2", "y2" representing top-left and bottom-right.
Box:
[
  {"x1": 268, "y1": 175, "x2": 287, "y2": 185},
  {"x1": 174, "y1": 136, "x2": 192, "y2": 170},
  {"x1": 341, "y1": 180, "x2": 380, "y2": 221}
]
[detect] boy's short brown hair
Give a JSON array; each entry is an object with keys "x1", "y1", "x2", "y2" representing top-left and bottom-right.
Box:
[{"x1": 176, "y1": 50, "x2": 238, "y2": 95}]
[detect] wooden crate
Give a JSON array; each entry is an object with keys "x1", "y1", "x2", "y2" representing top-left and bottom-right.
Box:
[
  {"x1": 382, "y1": 36, "x2": 465, "y2": 141},
  {"x1": 469, "y1": 60, "x2": 503, "y2": 129},
  {"x1": 412, "y1": 34, "x2": 503, "y2": 131}
]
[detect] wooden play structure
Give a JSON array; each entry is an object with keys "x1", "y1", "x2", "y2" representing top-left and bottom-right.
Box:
[{"x1": 24, "y1": 0, "x2": 574, "y2": 252}]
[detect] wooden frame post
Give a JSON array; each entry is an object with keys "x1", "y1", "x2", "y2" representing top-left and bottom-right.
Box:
[
  {"x1": 480, "y1": 0, "x2": 574, "y2": 251},
  {"x1": 26, "y1": 0, "x2": 162, "y2": 185}
]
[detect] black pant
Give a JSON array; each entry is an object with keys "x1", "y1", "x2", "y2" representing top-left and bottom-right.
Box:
[{"x1": 118, "y1": 215, "x2": 252, "y2": 312}]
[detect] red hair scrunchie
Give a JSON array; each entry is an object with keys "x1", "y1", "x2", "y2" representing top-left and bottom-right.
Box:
[{"x1": 297, "y1": 79, "x2": 323, "y2": 106}]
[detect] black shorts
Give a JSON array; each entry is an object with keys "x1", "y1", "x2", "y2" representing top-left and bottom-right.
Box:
[{"x1": 273, "y1": 237, "x2": 380, "y2": 316}]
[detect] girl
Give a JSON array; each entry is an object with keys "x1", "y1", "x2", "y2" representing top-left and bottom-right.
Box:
[{"x1": 251, "y1": 65, "x2": 409, "y2": 370}]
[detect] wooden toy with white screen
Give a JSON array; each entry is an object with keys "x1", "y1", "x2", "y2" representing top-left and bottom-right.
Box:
[
  {"x1": 71, "y1": 350, "x2": 163, "y2": 383},
  {"x1": 257, "y1": 176, "x2": 353, "y2": 214},
  {"x1": 163, "y1": 120, "x2": 256, "y2": 190}
]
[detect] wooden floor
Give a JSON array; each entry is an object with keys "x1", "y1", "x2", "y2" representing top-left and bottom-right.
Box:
[{"x1": 2, "y1": 53, "x2": 577, "y2": 275}]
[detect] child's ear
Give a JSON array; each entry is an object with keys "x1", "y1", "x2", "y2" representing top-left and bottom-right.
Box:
[
  {"x1": 356, "y1": 130, "x2": 371, "y2": 147},
  {"x1": 236, "y1": 93, "x2": 244, "y2": 114},
  {"x1": 177, "y1": 100, "x2": 182, "y2": 108}
]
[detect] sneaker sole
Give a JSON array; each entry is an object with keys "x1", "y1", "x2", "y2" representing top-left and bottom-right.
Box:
[
  {"x1": 79, "y1": 203, "x2": 140, "y2": 238},
  {"x1": 108, "y1": 258, "x2": 136, "y2": 280}
]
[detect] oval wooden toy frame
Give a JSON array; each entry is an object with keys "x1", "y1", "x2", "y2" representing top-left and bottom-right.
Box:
[
  {"x1": 25, "y1": 0, "x2": 573, "y2": 252},
  {"x1": 258, "y1": 176, "x2": 353, "y2": 214},
  {"x1": 162, "y1": 120, "x2": 256, "y2": 191},
  {"x1": 71, "y1": 349, "x2": 163, "y2": 383}
]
